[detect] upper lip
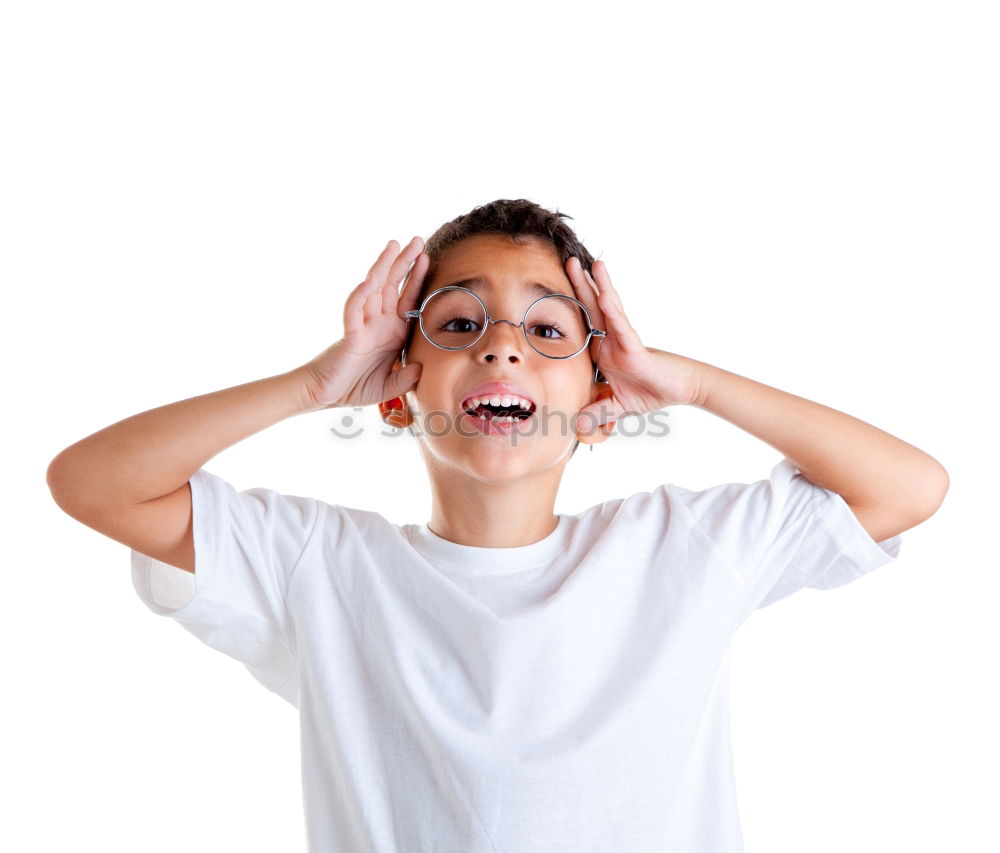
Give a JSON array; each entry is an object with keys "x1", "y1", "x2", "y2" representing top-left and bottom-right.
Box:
[{"x1": 460, "y1": 381, "x2": 537, "y2": 412}]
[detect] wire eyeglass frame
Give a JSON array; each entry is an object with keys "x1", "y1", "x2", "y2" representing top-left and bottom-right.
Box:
[{"x1": 402, "y1": 286, "x2": 607, "y2": 383}]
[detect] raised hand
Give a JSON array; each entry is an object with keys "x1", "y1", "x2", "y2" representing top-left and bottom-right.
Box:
[
  {"x1": 564, "y1": 256, "x2": 704, "y2": 435},
  {"x1": 300, "y1": 237, "x2": 428, "y2": 411}
]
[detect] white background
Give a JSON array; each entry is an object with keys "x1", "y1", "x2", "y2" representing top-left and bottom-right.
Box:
[{"x1": 5, "y1": 0, "x2": 996, "y2": 850}]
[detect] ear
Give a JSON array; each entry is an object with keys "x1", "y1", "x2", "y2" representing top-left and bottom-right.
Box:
[
  {"x1": 378, "y1": 361, "x2": 414, "y2": 428},
  {"x1": 576, "y1": 382, "x2": 616, "y2": 448}
]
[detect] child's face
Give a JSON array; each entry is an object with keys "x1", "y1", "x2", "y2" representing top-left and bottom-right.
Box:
[{"x1": 404, "y1": 233, "x2": 600, "y2": 482}]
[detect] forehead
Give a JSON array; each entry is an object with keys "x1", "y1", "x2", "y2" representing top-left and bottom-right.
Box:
[{"x1": 430, "y1": 234, "x2": 573, "y2": 300}]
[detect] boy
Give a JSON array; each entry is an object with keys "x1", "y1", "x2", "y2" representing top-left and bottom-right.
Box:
[{"x1": 47, "y1": 199, "x2": 948, "y2": 852}]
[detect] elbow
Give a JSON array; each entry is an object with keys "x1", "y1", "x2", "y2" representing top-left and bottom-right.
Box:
[
  {"x1": 46, "y1": 450, "x2": 73, "y2": 509},
  {"x1": 46, "y1": 447, "x2": 88, "y2": 514},
  {"x1": 913, "y1": 458, "x2": 950, "y2": 520}
]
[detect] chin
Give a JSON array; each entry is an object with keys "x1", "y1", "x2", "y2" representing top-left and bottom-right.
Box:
[{"x1": 466, "y1": 443, "x2": 572, "y2": 479}]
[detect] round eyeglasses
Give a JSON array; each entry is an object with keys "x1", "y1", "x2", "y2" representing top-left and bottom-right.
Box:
[{"x1": 403, "y1": 286, "x2": 607, "y2": 361}]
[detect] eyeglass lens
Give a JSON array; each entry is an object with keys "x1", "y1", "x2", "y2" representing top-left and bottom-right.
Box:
[{"x1": 419, "y1": 290, "x2": 591, "y2": 357}]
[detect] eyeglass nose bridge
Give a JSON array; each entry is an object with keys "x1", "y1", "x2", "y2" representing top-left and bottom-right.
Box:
[
  {"x1": 485, "y1": 316, "x2": 523, "y2": 330},
  {"x1": 476, "y1": 315, "x2": 534, "y2": 362}
]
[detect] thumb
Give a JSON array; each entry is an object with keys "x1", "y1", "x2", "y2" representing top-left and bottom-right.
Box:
[
  {"x1": 574, "y1": 397, "x2": 623, "y2": 435},
  {"x1": 385, "y1": 362, "x2": 422, "y2": 399}
]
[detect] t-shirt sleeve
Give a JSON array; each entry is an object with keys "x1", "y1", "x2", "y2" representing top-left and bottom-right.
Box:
[
  {"x1": 130, "y1": 468, "x2": 319, "y2": 705},
  {"x1": 679, "y1": 457, "x2": 903, "y2": 625}
]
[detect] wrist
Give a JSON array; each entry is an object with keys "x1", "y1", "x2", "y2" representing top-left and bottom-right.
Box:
[
  {"x1": 646, "y1": 349, "x2": 716, "y2": 408},
  {"x1": 683, "y1": 356, "x2": 718, "y2": 409},
  {"x1": 286, "y1": 364, "x2": 329, "y2": 415},
  {"x1": 691, "y1": 361, "x2": 744, "y2": 411}
]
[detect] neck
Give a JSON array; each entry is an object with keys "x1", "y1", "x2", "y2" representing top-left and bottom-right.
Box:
[{"x1": 424, "y1": 460, "x2": 565, "y2": 548}]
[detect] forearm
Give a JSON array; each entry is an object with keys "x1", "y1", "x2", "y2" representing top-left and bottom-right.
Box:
[
  {"x1": 47, "y1": 365, "x2": 314, "y2": 510},
  {"x1": 690, "y1": 359, "x2": 949, "y2": 514}
]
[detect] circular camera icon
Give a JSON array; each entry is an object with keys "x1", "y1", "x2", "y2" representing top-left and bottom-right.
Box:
[{"x1": 329, "y1": 408, "x2": 365, "y2": 439}]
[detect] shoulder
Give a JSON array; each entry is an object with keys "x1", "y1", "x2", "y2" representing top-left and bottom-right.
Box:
[
  {"x1": 196, "y1": 469, "x2": 401, "y2": 540},
  {"x1": 569, "y1": 482, "x2": 678, "y2": 527}
]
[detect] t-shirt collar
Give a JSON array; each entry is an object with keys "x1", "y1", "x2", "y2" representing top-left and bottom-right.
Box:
[{"x1": 408, "y1": 515, "x2": 572, "y2": 574}]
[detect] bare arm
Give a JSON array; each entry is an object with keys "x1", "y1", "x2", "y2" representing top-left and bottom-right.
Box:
[
  {"x1": 45, "y1": 236, "x2": 429, "y2": 574},
  {"x1": 46, "y1": 367, "x2": 315, "y2": 572},
  {"x1": 561, "y1": 255, "x2": 949, "y2": 544},
  {"x1": 692, "y1": 360, "x2": 950, "y2": 542}
]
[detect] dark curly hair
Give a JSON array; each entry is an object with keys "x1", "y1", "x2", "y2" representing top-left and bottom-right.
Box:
[{"x1": 403, "y1": 198, "x2": 603, "y2": 457}]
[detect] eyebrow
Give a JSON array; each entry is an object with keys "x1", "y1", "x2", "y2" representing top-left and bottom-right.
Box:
[{"x1": 440, "y1": 276, "x2": 564, "y2": 300}]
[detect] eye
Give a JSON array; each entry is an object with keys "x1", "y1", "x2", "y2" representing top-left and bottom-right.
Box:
[
  {"x1": 440, "y1": 315, "x2": 481, "y2": 334},
  {"x1": 528, "y1": 323, "x2": 567, "y2": 339}
]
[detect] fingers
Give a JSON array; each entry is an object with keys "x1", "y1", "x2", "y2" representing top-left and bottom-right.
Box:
[
  {"x1": 565, "y1": 256, "x2": 605, "y2": 333},
  {"x1": 346, "y1": 240, "x2": 397, "y2": 332},
  {"x1": 588, "y1": 259, "x2": 645, "y2": 354},
  {"x1": 345, "y1": 238, "x2": 424, "y2": 334},
  {"x1": 563, "y1": 256, "x2": 604, "y2": 366},
  {"x1": 382, "y1": 236, "x2": 424, "y2": 317},
  {"x1": 365, "y1": 238, "x2": 398, "y2": 281},
  {"x1": 398, "y1": 251, "x2": 429, "y2": 318}
]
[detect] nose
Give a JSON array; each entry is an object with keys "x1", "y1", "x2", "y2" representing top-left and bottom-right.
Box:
[{"x1": 474, "y1": 318, "x2": 528, "y2": 365}]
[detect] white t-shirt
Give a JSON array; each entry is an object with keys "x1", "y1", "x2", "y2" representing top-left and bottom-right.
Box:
[{"x1": 131, "y1": 457, "x2": 902, "y2": 852}]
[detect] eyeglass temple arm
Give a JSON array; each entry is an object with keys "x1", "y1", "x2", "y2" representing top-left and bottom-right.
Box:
[{"x1": 592, "y1": 330, "x2": 607, "y2": 383}]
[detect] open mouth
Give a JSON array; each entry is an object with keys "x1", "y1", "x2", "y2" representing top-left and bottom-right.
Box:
[{"x1": 460, "y1": 394, "x2": 537, "y2": 422}]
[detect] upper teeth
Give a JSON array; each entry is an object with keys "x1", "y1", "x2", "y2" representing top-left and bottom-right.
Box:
[{"x1": 463, "y1": 394, "x2": 535, "y2": 411}]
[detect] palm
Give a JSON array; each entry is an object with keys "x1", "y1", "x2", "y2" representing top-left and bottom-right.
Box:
[
  {"x1": 567, "y1": 256, "x2": 701, "y2": 425},
  {"x1": 303, "y1": 238, "x2": 429, "y2": 409}
]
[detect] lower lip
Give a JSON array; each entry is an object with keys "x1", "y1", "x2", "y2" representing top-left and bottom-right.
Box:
[{"x1": 459, "y1": 411, "x2": 536, "y2": 437}]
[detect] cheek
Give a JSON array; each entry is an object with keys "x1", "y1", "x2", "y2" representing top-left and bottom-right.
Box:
[
  {"x1": 406, "y1": 356, "x2": 454, "y2": 410},
  {"x1": 404, "y1": 337, "x2": 434, "y2": 376}
]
